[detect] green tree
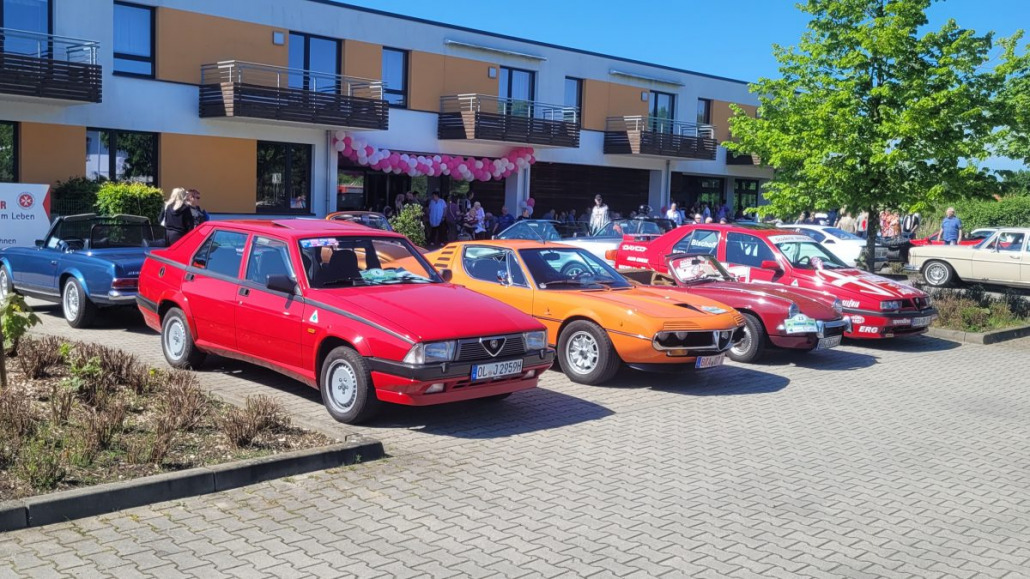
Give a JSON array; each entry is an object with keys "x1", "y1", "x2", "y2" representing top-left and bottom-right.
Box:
[{"x1": 726, "y1": 0, "x2": 1029, "y2": 269}]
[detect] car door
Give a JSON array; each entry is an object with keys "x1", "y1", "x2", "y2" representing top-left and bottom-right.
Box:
[
  {"x1": 971, "y1": 231, "x2": 1025, "y2": 283},
  {"x1": 184, "y1": 229, "x2": 248, "y2": 350},
  {"x1": 235, "y1": 235, "x2": 305, "y2": 371},
  {"x1": 16, "y1": 224, "x2": 64, "y2": 293},
  {"x1": 459, "y1": 244, "x2": 537, "y2": 326},
  {"x1": 724, "y1": 232, "x2": 782, "y2": 283}
]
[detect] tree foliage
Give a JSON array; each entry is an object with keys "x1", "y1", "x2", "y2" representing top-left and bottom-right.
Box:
[
  {"x1": 389, "y1": 203, "x2": 427, "y2": 248},
  {"x1": 726, "y1": 0, "x2": 1029, "y2": 267},
  {"x1": 95, "y1": 182, "x2": 165, "y2": 223}
]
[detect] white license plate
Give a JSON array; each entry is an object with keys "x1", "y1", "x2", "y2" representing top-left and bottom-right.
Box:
[
  {"x1": 816, "y1": 335, "x2": 842, "y2": 350},
  {"x1": 912, "y1": 316, "x2": 933, "y2": 328},
  {"x1": 471, "y1": 359, "x2": 523, "y2": 381},
  {"x1": 695, "y1": 354, "x2": 725, "y2": 369}
]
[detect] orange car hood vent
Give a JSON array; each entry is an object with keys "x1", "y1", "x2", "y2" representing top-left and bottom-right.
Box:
[{"x1": 662, "y1": 320, "x2": 702, "y2": 331}]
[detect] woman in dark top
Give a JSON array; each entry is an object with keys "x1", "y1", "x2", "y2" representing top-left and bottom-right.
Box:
[{"x1": 159, "y1": 187, "x2": 195, "y2": 245}]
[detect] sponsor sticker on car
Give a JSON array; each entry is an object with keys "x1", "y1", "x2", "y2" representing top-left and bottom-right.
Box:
[
  {"x1": 471, "y1": 359, "x2": 523, "y2": 381},
  {"x1": 784, "y1": 314, "x2": 820, "y2": 334},
  {"x1": 695, "y1": 354, "x2": 725, "y2": 369},
  {"x1": 858, "y1": 326, "x2": 880, "y2": 334}
]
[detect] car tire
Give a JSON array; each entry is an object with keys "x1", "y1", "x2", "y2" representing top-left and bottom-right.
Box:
[
  {"x1": 320, "y1": 346, "x2": 381, "y2": 424},
  {"x1": 728, "y1": 312, "x2": 766, "y2": 363},
  {"x1": 923, "y1": 260, "x2": 955, "y2": 287},
  {"x1": 0, "y1": 266, "x2": 12, "y2": 304},
  {"x1": 62, "y1": 277, "x2": 97, "y2": 328},
  {"x1": 558, "y1": 320, "x2": 620, "y2": 385},
  {"x1": 161, "y1": 307, "x2": 206, "y2": 369}
]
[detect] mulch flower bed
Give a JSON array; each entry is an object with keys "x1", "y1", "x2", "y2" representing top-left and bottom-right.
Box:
[{"x1": 0, "y1": 335, "x2": 333, "y2": 501}]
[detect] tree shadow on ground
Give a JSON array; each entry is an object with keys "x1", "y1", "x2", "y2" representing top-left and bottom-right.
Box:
[{"x1": 595, "y1": 364, "x2": 789, "y2": 397}]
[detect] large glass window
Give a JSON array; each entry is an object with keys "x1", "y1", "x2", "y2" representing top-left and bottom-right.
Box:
[
  {"x1": 0, "y1": 121, "x2": 16, "y2": 182},
  {"x1": 382, "y1": 48, "x2": 408, "y2": 107},
  {"x1": 113, "y1": 2, "x2": 154, "y2": 77},
  {"x1": 288, "y1": 32, "x2": 339, "y2": 93},
  {"x1": 1, "y1": 0, "x2": 50, "y2": 55},
  {"x1": 564, "y1": 77, "x2": 582, "y2": 124},
  {"x1": 697, "y1": 98, "x2": 712, "y2": 125},
  {"x1": 734, "y1": 179, "x2": 759, "y2": 216},
  {"x1": 650, "y1": 91, "x2": 676, "y2": 133},
  {"x1": 500, "y1": 67, "x2": 535, "y2": 117},
  {"x1": 85, "y1": 129, "x2": 157, "y2": 185},
  {"x1": 257, "y1": 142, "x2": 312, "y2": 213}
]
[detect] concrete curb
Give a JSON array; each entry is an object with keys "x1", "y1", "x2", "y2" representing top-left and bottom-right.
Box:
[
  {"x1": 926, "y1": 324, "x2": 1030, "y2": 345},
  {"x1": 0, "y1": 438, "x2": 384, "y2": 532}
]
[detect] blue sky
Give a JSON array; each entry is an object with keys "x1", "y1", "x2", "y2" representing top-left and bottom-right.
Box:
[{"x1": 337, "y1": 0, "x2": 1028, "y2": 171}]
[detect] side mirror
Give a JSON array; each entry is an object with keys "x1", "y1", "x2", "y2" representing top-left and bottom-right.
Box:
[
  {"x1": 267, "y1": 274, "x2": 298, "y2": 295},
  {"x1": 496, "y1": 269, "x2": 511, "y2": 286},
  {"x1": 439, "y1": 268, "x2": 453, "y2": 283},
  {"x1": 191, "y1": 257, "x2": 207, "y2": 269},
  {"x1": 760, "y1": 259, "x2": 782, "y2": 272},
  {"x1": 35, "y1": 239, "x2": 44, "y2": 248},
  {"x1": 824, "y1": 239, "x2": 835, "y2": 244}
]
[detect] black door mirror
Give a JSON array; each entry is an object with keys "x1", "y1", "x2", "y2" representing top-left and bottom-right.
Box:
[
  {"x1": 439, "y1": 268, "x2": 453, "y2": 283},
  {"x1": 35, "y1": 239, "x2": 44, "y2": 248},
  {"x1": 267, "y1": 274, "x2": 298, "y2": 295}
]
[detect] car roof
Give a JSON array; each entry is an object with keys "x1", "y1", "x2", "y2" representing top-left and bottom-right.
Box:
[
  {"x1": 204, "y1": 219, "x2": 404, "y2": 240},
  {"x1": 675, "y1": 223, "x2": 784, "y2": 238},
  {"x1": 446, "y1": 239, "x2": 573, "y2": 250}
]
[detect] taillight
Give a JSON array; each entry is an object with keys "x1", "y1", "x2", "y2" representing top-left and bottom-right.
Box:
[{"x1": 112, "y1": 278, "x2": 138, "y2": 290}]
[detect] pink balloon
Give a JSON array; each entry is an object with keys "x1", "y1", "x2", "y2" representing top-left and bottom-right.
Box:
[{"x1": 343, "y1": 136, "x2": 352, "y2": 146}]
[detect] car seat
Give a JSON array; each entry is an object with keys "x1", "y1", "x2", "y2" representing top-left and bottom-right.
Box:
[{"x1": 313, "y1": 249, "x2": 360, "y2": 287}]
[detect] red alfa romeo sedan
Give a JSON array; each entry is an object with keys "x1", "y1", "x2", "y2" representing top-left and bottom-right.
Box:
[
  {"x1": 614, "y1": 223, "x2": 937, "y2": 340},
  {"x1": 136, "y1": 220, "x2": 554, "y2": 423}
]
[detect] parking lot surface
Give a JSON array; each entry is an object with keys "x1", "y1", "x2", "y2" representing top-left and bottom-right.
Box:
[{"x1": 2, "y1": 300, "x2": 1029, "y2": 577}]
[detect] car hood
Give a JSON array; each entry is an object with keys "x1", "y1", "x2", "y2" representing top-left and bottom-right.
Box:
[
  {"x1": 794, "y1": 268, "x2": 927, "y2": 304},
  {"x1": 306, "y1": 283, "x2": 543, "y2": 343},
  {"x1": 682, "y1": 281, "x2": 840, "y2": 320},
  {"x1": 568, "y1": 286, "x2": 741, "y2": 321}
]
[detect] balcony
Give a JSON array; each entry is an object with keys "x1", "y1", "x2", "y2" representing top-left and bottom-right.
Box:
[
  {"x1": 199, "y1": 61, "x2": 389, "y2": 130},
  {"x1": 0, "y1": 28, "x2": 101, "y2": 103},
  {"x1": 438, "y1": 94, "x2": 580, "y2": 147},
  {"x1": 603, "y1": 116, "x2": 717, "y2": 160}
]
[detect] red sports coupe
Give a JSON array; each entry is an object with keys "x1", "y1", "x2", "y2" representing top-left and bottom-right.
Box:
[
  {"x1": 136, "y1": 219, "x2": 554, "y2": 423},
  {"x1": 613, "y1": 224, "x2": 937, "y2": 339}
]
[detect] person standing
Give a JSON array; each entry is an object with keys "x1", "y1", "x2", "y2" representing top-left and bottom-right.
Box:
[
  {"x1": 666, "y1": 203, "x2": 683, "y2": 226},
  {"x1": 589, "y1": 195, "x2": 610, "y2": 235},
  {"x1": 427, "y1": 191, "x2": 447, "y2": 246},
  {"x1": 445, "y1": 195, "x2": 461, "y2": 242},
  {"x1": 159, "y1": 187, "x2": 195, "y2": 246},
  {"x1": 936, "y1": 207, "x2": 963, "y2": 245},
  {"x1": 497, "y1": 206, "x2": 515, "y2": 232},
  {"x1": 838, "y1": 211, "x2": 856, "y2": 234},
  {"x1": 187, "y1": 189, "x2": 209, "y2": 225},
  {"x1": 471, "y1": 201, "x2": 486, "y2": 239}
]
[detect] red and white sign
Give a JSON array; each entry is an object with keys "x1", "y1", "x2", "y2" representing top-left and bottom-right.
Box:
[{"x1": 0, "y1": 184, "x2": 51, "y2": 248}]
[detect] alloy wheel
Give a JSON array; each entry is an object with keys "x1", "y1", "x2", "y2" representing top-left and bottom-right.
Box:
[
  {"x1": 326, "y1": 360, "x2": 359, "y2": 413},
  {"x1": 63, "y1": 282, "x2": 80, "y2": 321},
  {"x1": 566, "y1": 330, "x2": 599, "y2": 375}
]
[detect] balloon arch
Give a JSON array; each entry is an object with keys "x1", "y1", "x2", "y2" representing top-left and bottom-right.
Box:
[{"x1": 331, "y1": 130, "x2": 535, "y2": 183}]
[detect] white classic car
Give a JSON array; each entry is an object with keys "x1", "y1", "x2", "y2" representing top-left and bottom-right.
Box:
[
  {"x1": 776, "y1": 224, "x2": 888, "y2": 268},
  {"x1": 907, "y1": 228, "x2": 1030, "y2": 288}
]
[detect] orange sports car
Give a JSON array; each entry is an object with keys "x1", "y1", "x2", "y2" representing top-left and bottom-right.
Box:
[{"x1": 427, "y1": 240, "x2": 745, "y2": 385}]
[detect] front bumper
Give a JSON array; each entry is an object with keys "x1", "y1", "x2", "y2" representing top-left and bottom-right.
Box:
[
  {"x1": 769, "y1": 318, "x2": 851, "y2": 350},
  {"x1": 367, "y1": 349, "x2": 555, "y2": 405},
  {"x1": 844, "y1": 307, "x2": 937, "y2": 339}
]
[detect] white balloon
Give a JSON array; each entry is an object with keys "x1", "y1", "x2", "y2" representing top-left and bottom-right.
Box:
[
  {"x1": 433, "y1": 155, "x2": 442, "y2": 163},
  {"x1": 333, "y1": 140, "x2": 345, "y2": 152},
  {"x1": 334, "y1": 130, "x2": 346, "y2": 140}
]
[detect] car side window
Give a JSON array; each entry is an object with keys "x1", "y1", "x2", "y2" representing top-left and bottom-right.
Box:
[
  {"x1": 679, "y1": 229, "x2": 719, "y2": 256},
  {"x1": 726, "y1": 233, "x2": 776, "y2": 267},
  {"x1": 193, "y1": 230, "x2": 249, "y2": 278},
  {"x1": 995, "y1": 232, "x2": 1025, "y2": 252},
  {"x1": 672, "y1": 232, "x2": 694, "y2": 254},
  {"x1": 462, "y1": 246, "x2": 527, "y2": 286},
  {"x1": 245, "y1": 236, "x2": 296, "y2": 285}
]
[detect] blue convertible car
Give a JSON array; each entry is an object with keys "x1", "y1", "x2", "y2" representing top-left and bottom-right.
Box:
[{"x1": 0, "y1": 214, "x2": 164, "y2": 327}]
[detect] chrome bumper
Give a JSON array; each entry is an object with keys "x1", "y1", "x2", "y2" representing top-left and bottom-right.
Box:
[{"x1": 817, "y1": 318, "x2": 851, "y2": 338}]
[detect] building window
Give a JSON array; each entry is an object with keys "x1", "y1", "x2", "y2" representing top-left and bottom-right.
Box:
[
  {"x1": 1, "y1": 0, "x2": 51, "y2": 55},
  {"x1": 500, "y1": 66, "x2": 535, "y2": 117},
  {"x1": 0, "y1": 121, "x2": 16, "y2": 182},
  {"x1": 697, "y1": 98, "x2": 712, "y2": 125},
  {"x1": 649, "y1": 90, "x2": 675, "y2": 133},
  {"x1": 257, "y1": 141, "x2": 312, "y2": 213},
  {"x1": 563, "y1": 77, "x2": 582, "y2": 124},
  {"x1": 85, "y1": 129, "x2": 158, "y2": 185},
  {"x1": 113, "y1": 2, "x2": 154, "y2": 77},
  {"x1": 288, "y1": 32, "x2": 340, "y2": 93},
  {"x1": 382, "y1": 47, "x2": 408, "y2": 108}
]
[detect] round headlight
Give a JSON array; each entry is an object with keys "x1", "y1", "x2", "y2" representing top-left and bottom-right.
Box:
[
  {"x1": 787, "y1": 302, "x2": 800, "y2": 318},
  {"x1": 833, "y1": 299, "x2": 843, "y2": 315}
]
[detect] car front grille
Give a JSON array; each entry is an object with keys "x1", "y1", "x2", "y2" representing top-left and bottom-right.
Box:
[{"x1": 456, "y1": 334, "x2": 526, "y2": 362}]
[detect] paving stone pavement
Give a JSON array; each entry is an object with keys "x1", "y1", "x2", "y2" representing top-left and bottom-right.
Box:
[{"x1": 2, "y1": 300, "x2": 1030, "y2": 577}]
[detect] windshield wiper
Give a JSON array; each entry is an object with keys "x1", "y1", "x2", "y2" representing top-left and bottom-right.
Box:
[
  {"x1": 539, "y1": 279, "x2": 593, "y2": 288},
  {"x1": 320, "y1": 278, "x2": 364, "y2": 287}
]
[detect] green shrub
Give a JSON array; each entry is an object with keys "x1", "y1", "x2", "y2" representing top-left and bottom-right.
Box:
[
  {"x1": 16, "y1": 426, "x2": 67, "y2": 490},
  {"x1": 389, "y1": 203, "x2": 427, "y2": 247},
  {"x1": 95, "y1": 182, "x2": 164, "y2": 223},
  {"x1": 920, "y1": 195, "x2": 1030, "y2": 237},
  {"x1": 51, "y1": 177, "x2": 102, "y2": 217}
]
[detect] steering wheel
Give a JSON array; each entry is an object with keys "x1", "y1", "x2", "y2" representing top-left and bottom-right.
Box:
[
  {"x1": 560, "y1": 262, "x2": 590, "y2": 279},
  {"x1": 797, "y1": 256, "x2": 812, "y2": 267}
]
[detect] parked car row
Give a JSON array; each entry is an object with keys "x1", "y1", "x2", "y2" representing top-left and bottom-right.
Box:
[{"x1": 0, "y1": 214, "x2": 941, "y2": 426}]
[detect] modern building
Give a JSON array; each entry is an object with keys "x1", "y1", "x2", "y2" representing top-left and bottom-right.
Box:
[{"x1": 0, "y1": 0, "x2": 772, "y2": 220}]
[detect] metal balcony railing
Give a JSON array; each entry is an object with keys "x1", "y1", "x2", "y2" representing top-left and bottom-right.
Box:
[
  {"x1": 0, "y1": 27, "x2": 99, "y2": 64},
  {"x1": 440, "y1": 94, "x2": 579, "y2": 125},
  {"x1": 606, "y1": 116, "x2": 715, "y2": 139},
  {"x1": 200, "y1": 60, "x2": 384, "y2": 100}
]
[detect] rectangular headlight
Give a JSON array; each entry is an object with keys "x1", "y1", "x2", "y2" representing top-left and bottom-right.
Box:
[
  {"x1": 880, "y1": 300, "x2": 902, "y2": 311},
  {"x1": 524, "y1": 330, "x2": 547, "y2": 350},
  {"x1": 403, "y1": 341, "x2": 456, "y2": 364}
]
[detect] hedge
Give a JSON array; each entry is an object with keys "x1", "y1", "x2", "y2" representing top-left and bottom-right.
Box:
[
  {"x1": 51, "y1": 177, "x2": 101, "y2": 217},
  {"x1": 919, "y1": 195, "x2": 1030, "y2": 237},
  {"x1": 95, "y1": 182, "x2": 165, "y2": 223}
]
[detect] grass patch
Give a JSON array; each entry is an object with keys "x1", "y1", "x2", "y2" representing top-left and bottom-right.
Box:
[
  {"x1": 0, "y1": 337, "x2": 332, "y2": 500},
  {"x1": 927, "y1": 285, "x2": 1030, "y2": 333}
]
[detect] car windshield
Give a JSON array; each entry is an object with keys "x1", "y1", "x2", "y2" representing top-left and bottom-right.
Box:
[
  {"x1": 594, "y1": 219, "x2": 667, "y2": 238},
  {"x1": 331, "y1": 213, "x2": 393, "y2": 231},
  {"x1": 769, "y1": 235, "x2": 849, "y2": 269},
  {"x1": 496, "y1": 221, "x2": 565, "y2": 241},
  {"x1": 48, "y1": 217, "x2": 160, "y2": 250},
  {"x1": 823, "y1": 227, "x2": 862, "y2": 240},
  {"x1": 298, "y1": 236, "x2": 438, "y2": 287},
  {"x1": 518, "y1": 247, "x2": 632, "y2": 290},
  {"x1": 667, "y1": 254, "x2": 733, "y2": 284}
]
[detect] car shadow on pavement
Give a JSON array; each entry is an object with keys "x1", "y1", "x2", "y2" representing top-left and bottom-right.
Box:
[
  {"x1": 754, "y1": 347, "x2": 878, "y2": 371},
  {"x1": 600, "y1": 364, "x2": 789, "y2": 397},
  {"x1": 846, "y1": 335, "x2": 961, "y2": 354},
  {"x1": 33, "y1": 302, "x2": 153, "y2": 335}
]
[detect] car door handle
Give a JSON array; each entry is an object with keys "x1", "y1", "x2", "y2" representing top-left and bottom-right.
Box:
[
  {"x1": 238, "y1": 287, "x2": 250, "y2": 297},
  {"x1": 50, "y1": 260, "x2": 57, "y2": 265},
  {"x1": 185, "y1": 273, "x2": 195, "y2": 281}
]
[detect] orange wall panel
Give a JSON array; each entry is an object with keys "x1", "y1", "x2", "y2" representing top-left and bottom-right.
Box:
[
  {"x1": 712, "y1": 100, "x2": 758, "y2": 143},
  {"x1": 342, "y1": 40, "x2": 382, "y2": 82},
  {"x1": 408, "y1": 51, "x2": 496, "y2": 112},
  {"x1": 18, "y1": 123, "x2": 86, "y2": 185},
  {"x1": 581, "y1": 79, "x2": 648, "y2": 131},
  {"x1": 156, "y1": 8, "x2": 287, "y2": 84},
  {"x1": 159, "y1": 133, "x2": 257, "y2": 214}
]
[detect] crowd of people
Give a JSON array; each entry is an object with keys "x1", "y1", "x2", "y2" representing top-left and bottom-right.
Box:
[{"x1": 158, "y1": 187, "x2": 209, "y2": 244}]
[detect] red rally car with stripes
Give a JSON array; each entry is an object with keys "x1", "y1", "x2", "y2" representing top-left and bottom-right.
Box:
[
  {"x1": 136, "y1": 219, "x2": 554, "y2": 424},
  {"x1": 613, "y1": 223, "x2": 937, "y2": 339}
]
